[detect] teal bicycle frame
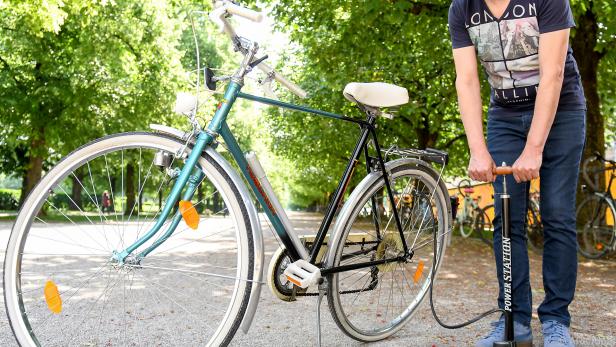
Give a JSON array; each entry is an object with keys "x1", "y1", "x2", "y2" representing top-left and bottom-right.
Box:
[
  {"x1": 112, "y1": 79, "x2": 412, "y2": 272},
  {"x1": 112, "y1": 81, "x2": 244, "y2": 263}
]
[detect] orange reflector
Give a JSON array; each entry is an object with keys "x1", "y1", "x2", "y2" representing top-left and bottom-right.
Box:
[
  {"x1": 44, "y1": 280, "x2": 62, "y2": 314},
  {"x1": 179, "y1": 200, "x2": 199, "y2": 230},
  {"x1": 413, "y1": 261, "x2": 425, "y2": 284},
  {"x1": 286, "y1": 275, "x2": 302, "y2": 287},
  {"x1": 596, "y1": 243, "x2": 604, "y2": 251}
]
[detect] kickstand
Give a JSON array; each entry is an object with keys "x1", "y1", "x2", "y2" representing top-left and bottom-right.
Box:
[{"x1": 315, "y1": 281, "x2": 326, "y2": 347}]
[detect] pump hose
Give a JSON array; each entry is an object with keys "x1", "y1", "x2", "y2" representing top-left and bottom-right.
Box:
[{"x1": 428, "y1": 226, "x2": 505, "y2": 329}]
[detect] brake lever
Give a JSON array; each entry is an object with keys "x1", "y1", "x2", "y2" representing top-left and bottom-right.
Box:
[{"x1": 249, "y1": 55, "x2": 269, "y2": 68}]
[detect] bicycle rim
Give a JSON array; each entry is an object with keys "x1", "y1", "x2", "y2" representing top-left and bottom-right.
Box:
[{"x1": 4, "y1": 133, "x2": 253, "y2": 346}]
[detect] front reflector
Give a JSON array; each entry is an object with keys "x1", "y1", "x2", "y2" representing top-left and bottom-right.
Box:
[{"x1": 179, "y1": 200, "x2": 199, "y2": 230}]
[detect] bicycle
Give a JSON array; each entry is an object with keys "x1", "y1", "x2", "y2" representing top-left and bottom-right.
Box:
[
  {"x1": 471, "y1": 186, "x2": 542, "y2": 251},
  {"x1": 453, "y1": 179, "x2": 491, "y2": 245},
  {"x1": 3, "y1": 2, "x2": 452, "y2": 345},
  {"x1": 576, "y1": 152, "x2": 616, "y2": 259}
]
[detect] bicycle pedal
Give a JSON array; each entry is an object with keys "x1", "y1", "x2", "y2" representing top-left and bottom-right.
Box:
[{"x1": 283, "y1": 260, "x2": 321, "y2": 289}]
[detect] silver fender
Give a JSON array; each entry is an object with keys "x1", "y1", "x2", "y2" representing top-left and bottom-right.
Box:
[
  {"x1": 204, "y1": 148, "x2": 264, "y2": 334},
  {"x1": 323, "y1": 158, "x2": 452, "y2": 269},
  {"x1": 150, "y1": 124, "x2": 264, "y2": 333}
]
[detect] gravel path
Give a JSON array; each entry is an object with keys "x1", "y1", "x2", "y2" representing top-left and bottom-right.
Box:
[{"x1": 1, "y1": 213, "x2": 615, "y2": 346}]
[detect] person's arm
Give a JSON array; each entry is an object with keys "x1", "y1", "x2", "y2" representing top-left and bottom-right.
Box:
[
  {"x1": 511, "y1": 29, "x2": 570, "y2": 182},
  {"x1": 453, "y1": 47, "x2": 496, "y2": 182}
]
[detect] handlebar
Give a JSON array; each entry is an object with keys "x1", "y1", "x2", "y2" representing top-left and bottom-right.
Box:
[
  {"x1": 209, "y1": 0, "x2": 308, "y2": 99},
  {"x1": 256, "y1": 62, "x2": 309, "y2": 99},
  {"x1": 222, "y1": 1, "x2": 263, "y2": 22},
  {"x1": 582, "y1": 152, "x2": 615, "y2": 192}
]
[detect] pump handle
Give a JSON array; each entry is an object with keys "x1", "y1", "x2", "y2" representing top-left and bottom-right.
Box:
[{"x1": 493, "y1": 166, "x2": 513, "y2": 176}]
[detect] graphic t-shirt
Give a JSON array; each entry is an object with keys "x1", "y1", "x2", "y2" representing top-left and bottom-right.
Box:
[{"x1": 448, "y1": 0, "x2": 586, "y2": 114}]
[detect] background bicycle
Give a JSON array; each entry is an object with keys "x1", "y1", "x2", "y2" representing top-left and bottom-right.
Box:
[
  {"x1": 452, "y1": 179, "x2": 491, "y2": 246},
  {"x1": 576, "y1": 152, "x2": 616, "y2": 259}
]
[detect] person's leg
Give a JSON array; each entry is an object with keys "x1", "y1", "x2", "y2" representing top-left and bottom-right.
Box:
[
  {"x1": 487, "y1": 113, "x2": 533, "y2": 327},
  {"x1": 538, "y1": 109, "x2": 586, "y2": 326}
]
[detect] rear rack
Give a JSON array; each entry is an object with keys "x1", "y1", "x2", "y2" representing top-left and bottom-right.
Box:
[{"x1": 382, "y1": 145, "x2": 449, "y2": 166}]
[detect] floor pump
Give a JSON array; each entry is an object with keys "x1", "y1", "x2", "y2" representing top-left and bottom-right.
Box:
[
  {"x1": 494, "y1": 164, "x2": 516, "y2": 346},
  {"x1": 429, "y1": 164, "x2": 519, "y2": 346}
]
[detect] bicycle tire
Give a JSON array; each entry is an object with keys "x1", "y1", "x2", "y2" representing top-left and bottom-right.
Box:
[
  {"x1": 4, "y1": 132, "x2": 254, "y2": 346},
  {"x1": 474, "y1": 205, "x2": 494, "y2": 247},
  {"x1": 526, "y1": 200, "x2": 543, "y2": 254},
  {"x1": 457, "y1": 178, "x2": 472, "y2": 196},
  {"x1": 576, "y1": 194, "x2": 615, "y2": 259},
  {"x1": 459, "y1": 216, "x2": 474, "y2": 238},
  {"x1": 327, "y1": 162, "x2": 449, "y2": 342}
]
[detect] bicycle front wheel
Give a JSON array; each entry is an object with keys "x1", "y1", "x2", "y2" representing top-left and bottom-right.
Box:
[
  {"x1": 576, "y1": 194, "x2": 615, "y2": 259},
  {"x1": 327, "y1": 162, "x2": 449, "y2": 342},
  {"x1": 4, "y1": 132, "x2": 254, "y2": 346}
]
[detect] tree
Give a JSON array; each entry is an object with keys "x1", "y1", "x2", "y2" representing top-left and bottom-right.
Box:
[
  {"x1": 0, "y1": 1, "x2": 185, "y2": 204},
  {"x1": 571, "y1": 0, "x2": 616, "y2": 165},
  {"x1": 261, "y1": 0, "x2": 466, "y2": 208},
  {"x1": 262, "y1": 0, "x2": 616, "y2": 208}
]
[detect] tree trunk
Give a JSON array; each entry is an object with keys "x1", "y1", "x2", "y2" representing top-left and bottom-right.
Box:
[
  {"x1": 19, "y1": 126, "x2": 45, "y2": 206},
  {"x1": 572, "y1": 4, "x2": 606, "y2": 192},
  {"x1": 110, "y1": 176, "x2": 117, "y2": 212},
  {"x1": 69, "y1": 170, "x2": 84, "y2": 211},
  {"x1": 213, "y1": 191, "x2": 220, "y2": 213},
  {"x1": 124, "y1": 163, "x2": 135, "y2": 216},
  {"x1": 139, "y1": 190, "x2": 143, "y2": 213},
  {"x1": 416, "y1": 112, "x2": 438, "y2": 149},
  {"x1": 197, "y1": 181, "x2": 204, "y2": 213}
]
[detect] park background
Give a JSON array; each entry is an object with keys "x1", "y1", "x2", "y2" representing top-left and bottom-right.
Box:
[
  {"x1": 0, "y1": 0, "x2": 615, "y2": 212},
  {"x1": 0, "y1": 0, "x2": 615, "y2": 346}
]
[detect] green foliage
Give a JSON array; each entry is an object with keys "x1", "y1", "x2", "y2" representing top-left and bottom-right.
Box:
[
  {"x1": 571, "y1": 0, "x2": 616, "y2": 121},
  {"x1": 0, "y1": 191, "x2": 18, "y2": 210},
  {"x1": 0, "y1": 1, "x2": 182, "y2": 199},
  {"x1": 258, "y1": 0, "x2": 616, "y2": 208},
  {"x1": 260, "y1": 0, "x2": 466, "y2": 208}
]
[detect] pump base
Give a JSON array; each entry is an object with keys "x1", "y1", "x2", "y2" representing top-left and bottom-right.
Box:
[
  {"x1": 493, "y1": 342, "x2": 517, "y2": 347},
  {"x1": 494, "y1": 341, "x2": 532, "y2": 347}
]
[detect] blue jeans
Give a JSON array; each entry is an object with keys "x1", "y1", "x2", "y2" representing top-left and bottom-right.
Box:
[{"x1": 487, "y1": 109, "x2": 586, "y2": 327}]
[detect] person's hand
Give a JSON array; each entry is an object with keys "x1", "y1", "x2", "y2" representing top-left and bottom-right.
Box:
[
  {"x1": 512, "y1": 146, "x2": 542, "y2": 182},
  {"x1": 468, "y1": 149, "x2": 496, "y2": 182}
]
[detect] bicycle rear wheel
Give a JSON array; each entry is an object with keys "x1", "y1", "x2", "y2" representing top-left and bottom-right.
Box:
[
  {"x1": 526, "y1": 200, "x2": 543, "y2": 254},
  {"x1": 576, "y1": 194, "x2": 615, "y2": 259},
  {"x1": 4, "y1": 133, "x2": 254, "y2": 346},
  {"x1": 327, "y1": 162, "x2": 449, "y2": 342}
]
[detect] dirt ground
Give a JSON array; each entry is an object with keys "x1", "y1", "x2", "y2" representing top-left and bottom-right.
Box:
[
  {"x1": 1, "y1": 213, "x2": 615, "y2": 346},
  {"x1": 234, "y1": 213, "x2": 616, "y2": 346},
  {"x1": 431, "y1": 236, "x2": 616, "y2": 345}
]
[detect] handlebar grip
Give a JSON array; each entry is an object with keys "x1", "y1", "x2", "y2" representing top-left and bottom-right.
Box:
[
  {"x1": 223, "y1": 2, "x2": 263, "y2": 22},
  {"x1": 493, "y1": 167, "x2": 513, "y2": 176}
]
